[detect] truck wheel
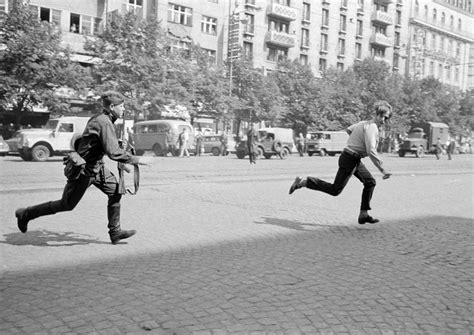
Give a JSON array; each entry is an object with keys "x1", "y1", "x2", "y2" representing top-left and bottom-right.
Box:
[
  {"x1": 398, "y1": 150, "x2": 405, "y2": 157},
  {"x1": 263, "y1": 153, "x2": 272, "y2": 159},
  {"x1": 415, "y1": 146, "x2": 424, "y2": 158},
  {"x1": 153, "y1": 144, "x2": 164, "y2": 156},
  {"x1": 279, "y1": 148, "x2": 289, "y2": 160},
  {"x1": 307, "y1": 152, "x2": 314, "y2": 157},
  {"x1": 272, "y1": 141, "x2": 282, "y2": 153},
  {"x1": 236, "y1": 152, "x2": 246, "y2": 159},
  {"x1": 31, "y1": 145, "x2": 50, "y2": 162},
  {"x1": 319, "y1": 149, "x2": 326, "y2": 157},
  {"x1": 211, "y1": 147, "x2": 220, "y2": 156},
  {"x1": 256, "y1": 147, "x2": 264, "y2": 159}
]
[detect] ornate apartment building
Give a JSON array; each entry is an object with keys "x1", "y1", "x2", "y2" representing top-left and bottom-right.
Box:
[{"x1": 1, "y1": 0, "x2": 473, "y2": 90}]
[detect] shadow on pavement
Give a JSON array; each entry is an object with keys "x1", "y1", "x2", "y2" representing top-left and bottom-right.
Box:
[
  {"x1": 255, "y1": 216, "x2": 377, "y2": 231},
  {"x1": 1, "y1": 215, "x2": 472, "y2": 334},
  {"x1": 1, "y1": 229, "x2": 109, "y2": 246}
]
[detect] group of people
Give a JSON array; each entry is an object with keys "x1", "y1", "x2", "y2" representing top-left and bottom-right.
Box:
[
  {"x1": 175, "y1": 129, "x2": 230, "y2": 157},
  {"x1": 15, "y1": 93, "x2": 394, "y2": 244}
]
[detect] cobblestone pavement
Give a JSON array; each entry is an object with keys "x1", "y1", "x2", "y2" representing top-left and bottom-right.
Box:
[{"x1": 0, "y1": 154, "x2": 473, "y2": 334}]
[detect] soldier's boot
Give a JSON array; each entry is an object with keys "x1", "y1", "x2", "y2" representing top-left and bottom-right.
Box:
[
  {"x1": 107, "y1": 199, "x2": 136, "y2": 244},
  {"x1": 15, "y1": 201, "x2": 55, "y2": 233}
]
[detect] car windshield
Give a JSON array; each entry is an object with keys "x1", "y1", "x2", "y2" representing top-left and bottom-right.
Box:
[{"x1": 45, "y1": 120, "x2": 58, "y2": 130}]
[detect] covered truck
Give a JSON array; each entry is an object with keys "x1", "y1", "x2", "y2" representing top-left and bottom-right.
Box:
[{"x1": 398, "y1": 122, "x2": 449, "y2": 158}]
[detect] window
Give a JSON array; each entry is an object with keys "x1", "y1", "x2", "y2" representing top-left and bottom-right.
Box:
[
  {"x1": 450, "y1": 15, "x2": 454, "y2": 28},
  {"x1": 301, "y1": 28, "x2": 309, "y2": 47},
  {"x1": 208, "y1": 0, "x2": 218, "y2": 3},
  {"x1": 243, "y1": 41, "x2": 253, "y2": 58},
  {"x1": 70, "y1": 13, "x2": 100, "y2": 35},
  {"x1": 396, "y1": 10, "x2": 401, "y2": 25},
  {"x1": 168, "y1": 3, "x2": 192, "y2": 27},
  {"x1": 456, "y1": 42, "x2": 460, "y2": 56},
  {"x1": 355, "y1": 42, "x2": 362, "y2": 59},
  {"x1": 341, "y1": 0, "x2": 348, "y2": 8},
  {"x1": 0, "y1": 0, "x2": 6, "y2": 13},
  {"x1": 337, "y1": 62, "x2": 344, "y2": 71},
  {"x1": 319, "y1": 58, "x2": 327, "y2": 73},
  {"x1": 122, "y1": 0, "x2": 143, "y2": 16},
  {"x1": 448, "y1": 40, "x2": 453, "y2": 55},
  {"x1": 267, "y1": 46, "x2": 287, "y2": 62},
  {"x1": 393, "y1": 53, "x2": 399, "y2": 68},
  {"x1": 424, "y1": 5, "x2": 428, "y2": 19},
  {"x1": 202, "y1": 48, "x2": 216, "y2": 62},
  {"x1": 371, "y1": 46, "x2": 385, "y2": 57},
  {"x1": 244, "y1": 14, "x2": 254, "y2": 34},
  {"x1": 320, "y1": 33, "x2": 328, "y2": 51},
  {"x1": 441, "y1": 12, "x2": 445, "y2": 25},
  {"x1": 457, "y1": 18, "x2": 462, "y2": 30},
  {"x1": 31, "y1": 6, "x2": 61, "y2": 26},
  {"x1": 201, "y1": 15, "x2": 217, "y2": 35},
  {"x1": 415, "y1": 0, "x2": 419, "y2": 15},
  {"x1": 429, "y1": 61, "x2": 434, "y2": 75},
  {"x1": 81, "y1": 15, "x2": 92, "y2": 35},
  {"x1": 357, "y1": 0, "x2": 364, "y2": 12},
  {"x1": 269, "y1": 19, "x2": 289, "y2": 33},
  {"x1": 340, "y1": 14, "x2": 346, "y2": 32},
  {"x1": 299, "y1": 54, "x2": 308, "y2": 65},
  {"x1": 431, "y1": 33, "x2": 436, "y2": 49},
  {"x1": 455, "y1": 67, "x2": 459, "y2": 82},
  {"x1": 59, "y1": 123, "x2": 73, "y2": 132},
  {"x1": 302, "y1": 2, "x2": 310, "y2": 21},
  {"x1": 440, "y1": 37, "x2": 445, "y2": 52},
  {"x1": 395, "y1": 32, "x2": 400, "y2": 47},
  {"x1": 322, "y1": 8, "x2": 329, "y2": 26},
  {"x1": 356, "y1": 19, "x2": 363, "y2": 36},
  {"x1": 338, "y1": 38, "x2": 345, "y2": 55},
  {"x1": 432, "y1": 8, "x2": 437, "y2": 22}
]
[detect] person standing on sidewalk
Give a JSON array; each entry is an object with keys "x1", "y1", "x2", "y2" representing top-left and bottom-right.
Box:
[
  {"x1": 247, "y1": 124, "x2": 258, "y2": 164},
  {"x1": 434, "y1": 137, "x2": 443, "y2": 160},
  {"x1": 195, "y1": 129, "x2": 203, "y2": 156},
  {"x1": 177, "y1": 128, "x2": 190, "y2": 158},
  {"x1": 289, "y1": 100, "x2": 392, "y2": 224},
  {"x1": 15, "y1": 91, "x2": 150, "y2": 244}
]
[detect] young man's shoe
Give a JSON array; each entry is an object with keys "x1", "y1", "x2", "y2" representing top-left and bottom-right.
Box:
[
  {"x1": 15, "y1": 208, "x2": 29, "y2": 233},
  {"x1": 289, "y1": 176, "x2": 302, "y2": 195},
  {"x1": 358, "y1": 216, "x2": 379, "y2": 224},
  {"x1": 110, "y1": 229, "x2": 136, "y2": 244}
]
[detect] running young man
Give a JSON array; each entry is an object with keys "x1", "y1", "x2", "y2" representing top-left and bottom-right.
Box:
[{"x1": 289, "y1": 100, "x2": 392, "y2": 224}]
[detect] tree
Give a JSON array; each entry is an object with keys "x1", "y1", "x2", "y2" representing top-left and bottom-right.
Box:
[
  {"x1": 0, "y1": 0, "x2": 91, "y2": 121},
  {"x1": 84, "y1": 11, "x2": 189, "y2": 120}
]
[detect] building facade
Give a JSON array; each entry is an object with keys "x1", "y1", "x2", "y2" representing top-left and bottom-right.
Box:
[{"x1": 1, "y1": 0, "x2": 473, "y2": 90}]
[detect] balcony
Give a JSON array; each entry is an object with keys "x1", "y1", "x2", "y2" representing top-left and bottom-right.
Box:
[
  {"x1": 370, "y1": 32, "x2": 393, "y2": 47},
  {"x1": 265, "y1": 30, "x2": 295, "y2": 48},
  {"x1": 371, "y1": 10, "x2": 393, "y2": 25},
  {"x1": 266, "y1": 3, "x2": 297, "y2": 21}
]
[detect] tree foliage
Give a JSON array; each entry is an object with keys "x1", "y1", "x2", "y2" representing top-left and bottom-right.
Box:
[{"x1": 0, "y1": 1, "x2": 91, "y2": 119}]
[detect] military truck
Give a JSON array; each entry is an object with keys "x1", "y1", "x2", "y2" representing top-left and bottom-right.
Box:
[
  {"x1": 16, "y1": 116, "x2": 89, "y2": 161},
  {"x1": 235, "y1": 127, "x2": 294, "y2": 160},
  {"x1": 398, "y1": 122, "x2": 449, "y2": 158}
]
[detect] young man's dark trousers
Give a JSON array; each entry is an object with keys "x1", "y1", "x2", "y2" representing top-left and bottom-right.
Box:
[
  {"x1": 306, "y1": 151, "x2": 376, "y2": 210},
  {"x1": 22, "y1": 166, "x2": 122, "y2": 234}
]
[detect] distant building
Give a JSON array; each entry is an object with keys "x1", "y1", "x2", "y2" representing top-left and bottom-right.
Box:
[{"x1": 1, "y1": 0, "x2": 472, "y2": 90}]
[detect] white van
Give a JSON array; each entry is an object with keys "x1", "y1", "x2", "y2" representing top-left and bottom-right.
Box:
[
  {"x1": 132, "y1": 120, "x2": 194, "y2": 156},
  {"x1": 306, "y1": 131, "x2": 348, "y2": 156}
]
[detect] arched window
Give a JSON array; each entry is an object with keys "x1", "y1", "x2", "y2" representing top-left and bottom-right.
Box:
[
  {"x1": 441, "y1": 12, "x2": 445, "y2": 25},
  {"x1": 415, "y1": 0, "x2": 419, "y2": 15},
  {"x1": 450, "y1": 15, "x2": 454, "y2": 28},
  {"x1": 433, "y1": 8, "x2": 437, "y2": 22},
  {"x1": 458, "y1": 18, "x2": 462, "y2": 30},
  {"x1": 424, "y1": 5, "x2": 428, "y2": 19}
]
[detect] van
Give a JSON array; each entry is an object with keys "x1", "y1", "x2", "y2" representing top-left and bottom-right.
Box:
[
  {"x1": 132, "y1": 120, "x2": 194, "y2": 156},
  {"x1": 306, "y1": 131, "x2": 348, "y2": 156}
]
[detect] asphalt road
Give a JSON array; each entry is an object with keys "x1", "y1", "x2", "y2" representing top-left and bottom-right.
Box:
[{"x1": 0, "y1": 152, "x2": 472, "y2": 334}]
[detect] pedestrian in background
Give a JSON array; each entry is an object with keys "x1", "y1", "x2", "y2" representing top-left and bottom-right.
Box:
[
  {"x1": 247, "y1": 124, "x2": 258, "y2": 164},
  {"x1": 220, "y1": 130, "x2": 229, "y2": 156},
  {"x1": 177, "y1": 128, "x2": 190, "y2": 158},
  {"x1": 15, "y1": 91, "x2": 150, "y2": 244},
  {"x1": 289, "y1": 100, "x2": 393, "y2": 225},
  {"x1": 447, "y1": 139, "x2": 456, "y2": 160},
  {"x1": 296, "y1": 133, "x2": 305, "y2": 157},
  {"x1": 195, "y1": 129, "x2": 203, "y2": 156},
  {"x1": 434, "y1": 137, "x2": 443, "y2": 160}
]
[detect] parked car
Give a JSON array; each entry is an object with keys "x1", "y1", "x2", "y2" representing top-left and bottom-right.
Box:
[
  {"x1": 306, "y1": 131, "x2": 348, "y2": 156},
  {"x1": 0, "y1": 136, "x2": 9, "y2": 156},
  {"x1": 16, "y1": 117, "x2": 89, "y2": 161},
  {"x1": 235, "y1": 127, "x2": 294, "y2": 160}
]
